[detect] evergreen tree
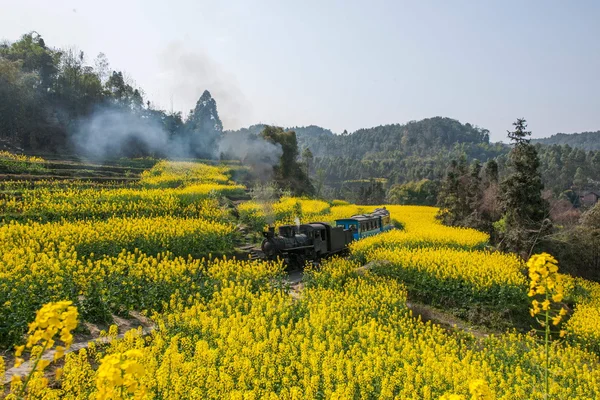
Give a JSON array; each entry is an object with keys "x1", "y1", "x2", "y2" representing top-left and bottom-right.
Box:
[
  {"x1": 465, "y1": 159, "x2": 483, "y2": 226},
  {"x1": 483, "y1": 159, "x2": 499, "y2": 185},
  {"x1": 573, "y1": 167, "x2": 586, "y2": 190},
  {"x1": 302, "y1": 147, "x2": 313, "y2": 176},
  {"x1": 507, "y1": 118, "x2": 531, "y2": 144},
  {"x1": 260, "y1": 126, "x2": 314, "y2": 196},
  {"x1": 499, "y1": 119, "x2": 550, "y2": 256},
  {"x1": 437, "y1": 158, "x2": 470, "y2": 225},
  {"x1": 185, "y1": 90, "x2": 223, "y2": 158}
]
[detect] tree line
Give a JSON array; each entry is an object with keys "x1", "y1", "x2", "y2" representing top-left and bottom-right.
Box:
[
  {"x1": 0, "y1": 32, "x2": 226, "y2": 158},
  {"x1": 437, "y1": 118, "x2": 599, "y2": 281}
]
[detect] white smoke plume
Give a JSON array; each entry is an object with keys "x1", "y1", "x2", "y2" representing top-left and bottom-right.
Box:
[
  {"x1": 72, "y1": 107, "x2": 171, "y2": 161},
  {"x1": 71, "y1": 106, "x2": 282, "y2": 173},
  {"x1": 218, "y1": 131, "x2": 283, "y2": 179}
]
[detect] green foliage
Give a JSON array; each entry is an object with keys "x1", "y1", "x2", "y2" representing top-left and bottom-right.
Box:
[
  {"x1": 0, "y1": 32, "x2": 187, "y2": 156},
  {"x1": 533, "y1": 131, "x2": 600, "y2": 151},
  {"x1": 541, "y1": 202, "x2": 600, "y2": 281},
  {"x1": 500, "y1": 119, "x2": 551, "y2": 256},
  {"x1": 353, "y1": 179, "x2": 386, "y2": 205},
  {"x1": 184, "y1": 90, "x2": 223, "y2": 158},
  {"x1": 0, "y1": 156, "x2": 47, "y2": 174},
  {"x1": 260, "y1": 126, "x2": 314, "y2": 196},
  {"x1": 436, "y1": 157, "x2": 471, "y2": 225},
  {"x1": 387, "y1": 179, "x2": 439, "y2": 205}
]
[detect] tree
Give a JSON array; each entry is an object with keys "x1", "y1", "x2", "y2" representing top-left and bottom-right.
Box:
[
  {"x1": 464, "y1": 159, "x2": 483, "y2": 227},
  {"x1": 357, "y1": 179, "x2": 386, "y2": 205},
  {"x1": 260, "y1": 126, "x2": 314, "y2": 196},
  {"x1": 302, "y1": 147, "x2": 313, "y2": 177},
  {"x1": 573, "y1": 167, "x2": 586, "y2": 190},
  {"x1": 105, "y1": 71, "x2": 143, "y2": 110},
  {"x1": 185, "y1": 90, "x2": 223, "y2": 158},
  {"x1": 507, "y1": 118, "x2": 531, "y2": 144},
  {"x1": 387, "y1": 179, "x2": 439, "y2": 205},
  {"x1": 436, "y1": 157, "x2": 471, "y2": 225},
  {"x1": 94, "y1": 52, "x2": 110, "y2": 85},
  {"x1": 483, "y1": 159, "x2": 499, "y2": 185},
  {"x1": 499, "y1": 118, "x2": 551, "y2": 256}
]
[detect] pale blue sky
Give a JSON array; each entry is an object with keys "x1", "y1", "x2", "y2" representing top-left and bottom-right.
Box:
[{"x1": 1, "y1": 0, "x2": 599, "y2": 141}]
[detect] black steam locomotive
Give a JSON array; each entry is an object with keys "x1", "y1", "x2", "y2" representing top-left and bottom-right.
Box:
[
  {"x1": 261, "y1": 223, "x2": 353, "y2": 267},
  {"x1": 258, "y1": 208, "x2": 392, "y2": 267}
]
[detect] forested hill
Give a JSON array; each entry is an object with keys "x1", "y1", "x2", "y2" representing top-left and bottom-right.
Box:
[
  {"x1": 533, "y1": 131, "x2": 600, "y2": 151},
  {"x1": 292, "y1": 117, "x2": 508, "y2": 188},
  {"x1": 226, "y1": 118, "x2": 597, "y2": 202},
  {"x1": 296, "y1": 117, "x2": 500, "y2": 159},
  {"x1": 227, "y1": 118, "x2": 600, "y2": 200}
]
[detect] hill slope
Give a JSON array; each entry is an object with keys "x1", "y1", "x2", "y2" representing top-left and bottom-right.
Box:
[{"x1": 533, "y1": 131, "x2": 600, "y2": 151}]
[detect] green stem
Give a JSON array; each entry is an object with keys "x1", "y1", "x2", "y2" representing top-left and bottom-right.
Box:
[
  {"x1": 20, "y1": 339, "x2": 49, "y2": 397},
  {"x1": 544, "y1": 293, "x2": 550, "y2": 400}
]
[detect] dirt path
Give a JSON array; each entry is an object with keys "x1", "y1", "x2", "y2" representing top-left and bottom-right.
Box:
[
  {"x1": 3, "y1": 312, "x2": 154, "y2": 384},
  {"x1": 286, "y1": 269, "x2": 304, "y2": 300}
]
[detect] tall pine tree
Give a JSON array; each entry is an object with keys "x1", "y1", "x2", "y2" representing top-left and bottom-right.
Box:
[
  {"x1": 185, "y1": 90, "x2": 223, "y2": 158},
  {"x1": 499, "y1": 118, "x2": 550, "y2": 257}
]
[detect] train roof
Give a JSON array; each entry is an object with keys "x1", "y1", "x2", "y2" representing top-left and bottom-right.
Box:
[
  {"x1": 278, "y1": 223, "x2": 329, "y2": 232},
  {"x1": 335, "y1": 207, "x2": 390, "y2": 223}
]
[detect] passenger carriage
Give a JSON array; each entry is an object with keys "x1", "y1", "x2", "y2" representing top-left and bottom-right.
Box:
[{"x1": 334, "y1": 207, "x2": 393, "y2": 241}]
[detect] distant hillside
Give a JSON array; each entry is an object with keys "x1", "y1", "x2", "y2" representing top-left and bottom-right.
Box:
[
  {"x1": 533, "y1": 131, "x2": 600, "y2": 151},
  {"x1": 292, "y1": 117, "x2": 508, "y2": 189},
  {"x1": 226, "y1": 124, "x2": 334, "y2": 138},
  {"x1": 229, "y1": 118, "x2": 600, "y2": 200}
]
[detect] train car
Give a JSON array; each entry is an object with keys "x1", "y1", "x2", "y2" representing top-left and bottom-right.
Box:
[
  {"x1": 260, "y1": 222, "x2": 353, "y2": 267},
  {"x1": 256, "y1": 207, "x2": 393, "y2": 268},
  {"x1": 334, "y1": 207, "x2": 393, "y2": 240}
]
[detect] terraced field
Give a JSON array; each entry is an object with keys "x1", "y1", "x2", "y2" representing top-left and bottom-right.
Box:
[{"x1": 1, "y1": 159, "x2": 599, "y2": 399}]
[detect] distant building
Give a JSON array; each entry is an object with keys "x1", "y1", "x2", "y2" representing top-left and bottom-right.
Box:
[{"x1": 580, "y1": 191, "x2": 600, "y2": 207}]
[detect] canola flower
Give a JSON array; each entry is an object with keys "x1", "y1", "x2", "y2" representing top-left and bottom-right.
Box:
[
  {"x1": 0, "y1": 353, "x2": 5, "y2": 384},
  {"x1": 563, "y1": 277, "x2": 600, "y2": 352},
  {"x1": 0, "y1": 247, "x2": 281, "y2": 348},
  {"x1": 0, "y1": 186, "x2": 233, "y2": 222},
  {"x1": 9, "y1": 259, "x2": 600, "y2": 399},
  {"x1": 0, "y1": 151, "x2": 45, "y2": 163},
  {"x1": 139, "y1": 160, "x2": 235, "y2": 188},
  {"x1": 350, "y1": 206, "x2": 489, "y2": 261},
  {"x1": 95, "y1": 350, "x2": 146, "y2": 399},
  {"x1": 527, "y1": 253, "x2": 567, "y2": 326},
  {"x1": 527, "y1": 253, "x2": 568, "y2": 400},
  {"x1": 2, "y1": 158, "x2": 600, "y2": 399},
  {"x1": 0, "y1": 214, "x2": 237, "y2": 258},
  {"x1": 9, "y1": 301, "x2": 78, "y2": 398},
  {"x1": 367, "y1": 246, "x2": 527, "y2": 308}
]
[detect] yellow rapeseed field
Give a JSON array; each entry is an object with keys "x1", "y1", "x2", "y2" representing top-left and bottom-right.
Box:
[
  {"x1": 3, "y1": 258, "x2": 599, "y2": 399},
  {"x1": 2, "y1": 162, "x2": 600, "y2": 399}
]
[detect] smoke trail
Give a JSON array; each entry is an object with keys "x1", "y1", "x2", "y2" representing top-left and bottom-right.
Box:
[
  {"x1": 71, "y1": 106, "x2": 282, "y2": 174},
  {"x1": 218, "y1": 131, "x2": 282, "y2": 179},
  {"x1": 71, "y1": 107, "x2": 171, "y2": 161}
]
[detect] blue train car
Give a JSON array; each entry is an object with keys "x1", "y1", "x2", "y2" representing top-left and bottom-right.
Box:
[{"x1": 334, "y1": 207, "x2": 393, "y2": 241}]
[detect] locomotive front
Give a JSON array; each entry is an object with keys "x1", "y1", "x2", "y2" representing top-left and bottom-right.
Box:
[{"x1": 261, "y1": 226, "x2": 312, "y2": 260}]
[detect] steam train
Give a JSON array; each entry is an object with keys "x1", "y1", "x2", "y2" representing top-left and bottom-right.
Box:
[{"x1": 259, "y1": 208, "x2": 393, "y2": 267}]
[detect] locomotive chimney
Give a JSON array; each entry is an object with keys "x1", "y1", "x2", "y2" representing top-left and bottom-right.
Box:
[{"x1": 263, "y1": 226, "x2": 275, "y2": 239}]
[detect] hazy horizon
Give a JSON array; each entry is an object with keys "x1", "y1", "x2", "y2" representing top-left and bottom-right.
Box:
[{"x1": 2, "y1": 0, "x2": 599, "y2": 141}]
